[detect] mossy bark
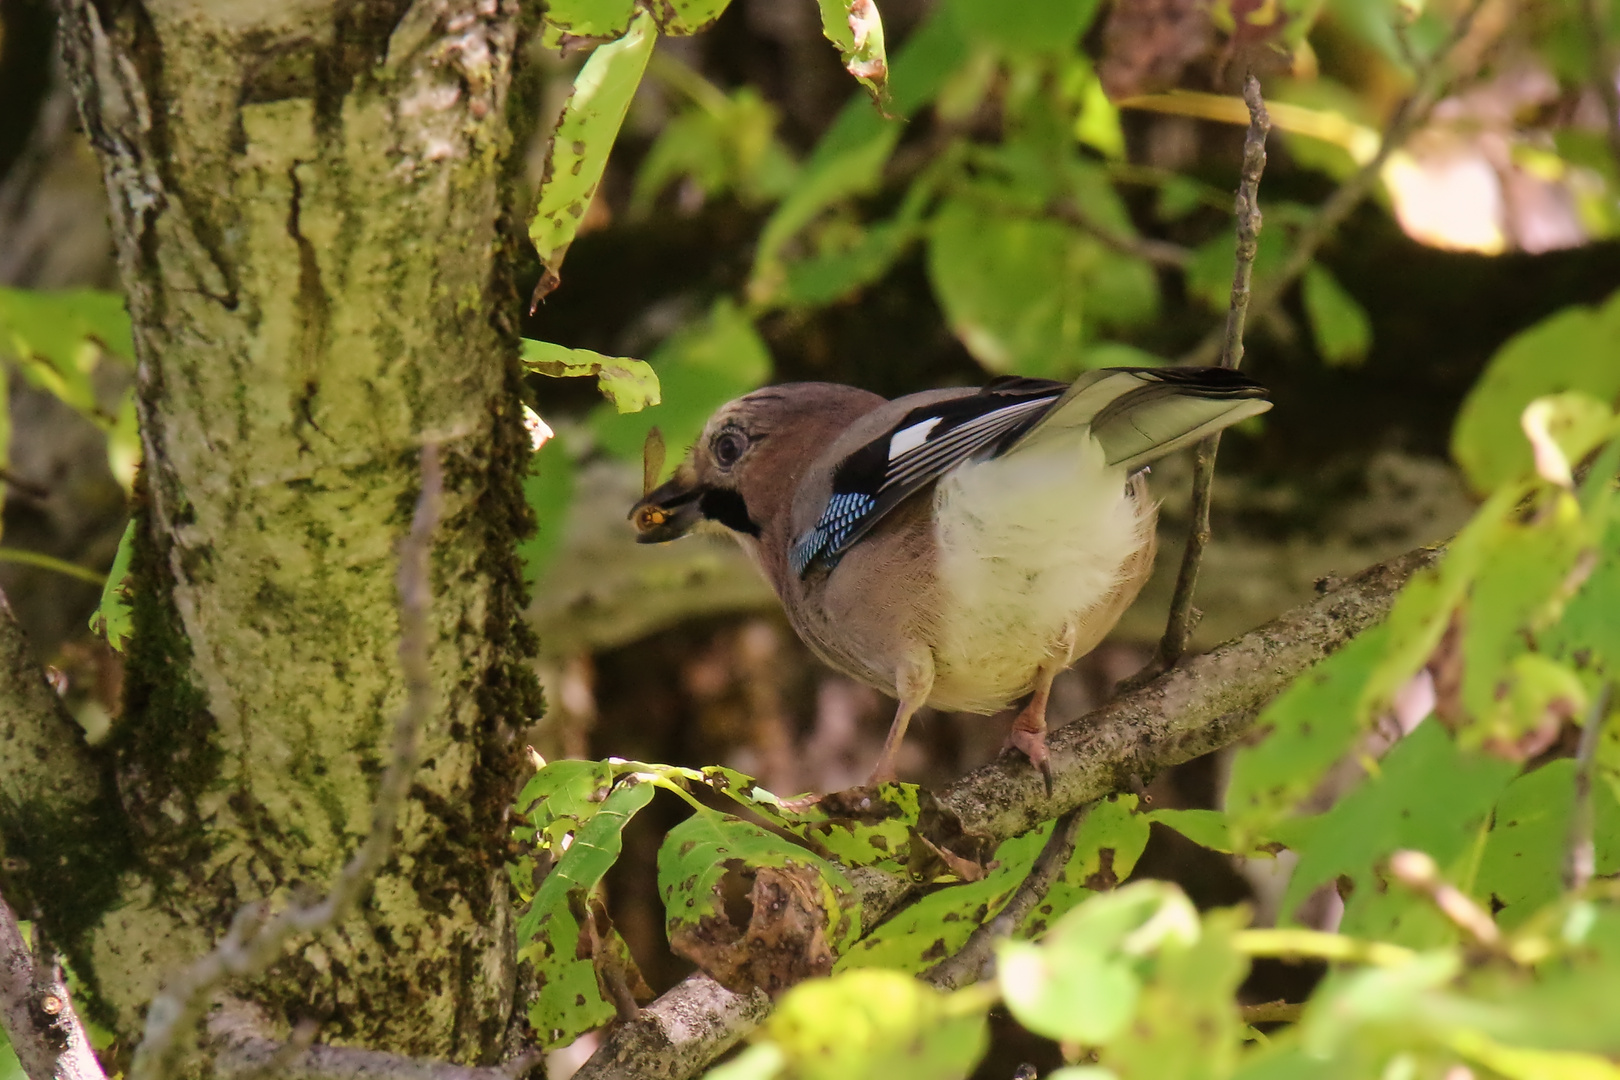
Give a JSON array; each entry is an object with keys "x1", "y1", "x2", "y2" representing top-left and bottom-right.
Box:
[{"x1": 52, "y1": 0, "x2": 540, "y2": 1063}]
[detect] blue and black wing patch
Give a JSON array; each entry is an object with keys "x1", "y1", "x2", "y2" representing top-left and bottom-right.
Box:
[{"x1": 789, "y1": 378, "x2": 1066, "y2": 577}]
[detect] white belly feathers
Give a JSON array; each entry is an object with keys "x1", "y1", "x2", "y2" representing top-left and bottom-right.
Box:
[{"x1": 928, "y1": 430, "x2": 1154, "y2": 712}]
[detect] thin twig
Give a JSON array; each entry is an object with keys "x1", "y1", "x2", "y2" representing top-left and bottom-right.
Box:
[
  {"x1": 923, "y1": 805, "x2": 1089, "y2": 991},
  {"x1": 1155, "y1": 74, "x2": 1270, "y2": 671},
  {"x1": 1581, "y1": 0, "x2": 1620, "y2": 172},
  {"x1": 129, "y1": 445, "x2": 444, "y2": 1080},
  {"x1": 1387, "y1": 849, "x2": 1506, "y2": 955},
  {"x1": 1566, "y1": 682, "x2": 1615, "y2": 892},
  {"x1": 1177, "y1": 0, "x2": 1489, "y2": 367},
  {"x1": 1049, "y1": 200, "x2": 1193, "y2": 268},
  {"x1": 0, "y1": 889, "x2": 105, "y2": 1080}
]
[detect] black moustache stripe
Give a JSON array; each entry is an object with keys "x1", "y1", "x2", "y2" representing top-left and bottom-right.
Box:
[{"x1": 698, "y1": 489, "x2": 761, "y2": 537}]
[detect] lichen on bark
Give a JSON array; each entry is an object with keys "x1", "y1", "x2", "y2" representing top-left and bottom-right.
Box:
[{"x1": 50, "y1": 0, "x2": 543, "y2": 1063}]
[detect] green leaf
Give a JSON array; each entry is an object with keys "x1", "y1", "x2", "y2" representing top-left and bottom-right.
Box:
[
  {"x1": 517, "y1": 777, "x2": 656, "y2": 1048},
  {"x1": 698, "y1": 768, "x2": 921, "y2": 872},
  {"x1": 89, "y1": 520, "x2": 136, "y2": 651},
  {"x1": 0, "y1": 287, "x2": 134, "y2": 421},
  {"x1": 927, "y1": 196, "x2": 1091, "y2": 376},
  {"x1": 1302, "y1": 263, "x2": 1372, "y2": 367},
  {"x1": 1451, "y1": 289, "x2": 1620, "y2": 494},
  {"x1": 840, "y1": 796, "x2": 1148, "y2": 973},
  {"x1": 1225, "y1": 623, "x2": 1394, "y2": 840},
  {"x1": 761, "y1": 969, "x2": 989, "y2": 1080},
  {"x1": 659, "y1": 808, "x2": 859, "y2": 991},
  {"x1": 529, "y1": 11, "x2": 657, "y2": 289},
  {"x1": 999, "y1": 881, "x2": 1201, "y2": 1044},
  {"x1": 945, "y1": 0, "x2": 1104, "y2": 55},
  {"x1": 0, "y1": 1027, "x2": 23, "y2": 1080},
  {"x1": 520, "y1": 339, "x2": 660, "y2": 413},
  {"x1": 539, "y1": 0, "x2": 636, "y2": 47},
  {"x1": 654, "y1": 0, "x2": 732, "y2": 36},
  {"x1": 817, "y1": 0, "x2": 890, "y2": 104},
  {"x1": 1147, "y1": 808, "x2": 1262, "y2": 856},
  {"x1": 748, "y1": 6, "x2": 968, "y2": 303},
  {"x1": 631, "y1": 83, "x2": 797, "y2": 213},
  {"x1": 1100, "y1": 907, "x2": 1249, "y2": 1080},
  {"x1": 517, "y1": 439, "x2": 576, "y2": 587},
  {"x1": 590, "y1": 299, "x2": 770, "y2": 478},
  {"x1": 1276, "y1": 722, "x2": 1516, "y2": 947},
  {"x1": 1475, "y1": 760, "x2": 1620, "y2": 929}
]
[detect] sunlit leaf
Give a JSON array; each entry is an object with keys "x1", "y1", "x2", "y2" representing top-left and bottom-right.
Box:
[
  {"x1": 539, "y1": 0, "x2": 636, "y2": 48},
  {"x1": 89, "y1": 520, "x2": 136, "y2": 651},
  {"x1": 529, "y1": 12, "x2": 657, "y2": 297},
  {"x1": 654, "y1": 0, "x2": 732, "y2": 36},
  {"x1": 590, "y1": 299, "x2": 770, "y2": 478},
  {"x1": 817, "y1": 0, "x2": 890, "y2": 104},
  {"x1": 520, "y1": 339, "x2": 661, "y2": 413},
  {"x1": 761, "y1": 969, "x2": 988, "y2": 1080},
  {"x1": 1451, "y1": 288, "x2": 1620, "y2": 494}
]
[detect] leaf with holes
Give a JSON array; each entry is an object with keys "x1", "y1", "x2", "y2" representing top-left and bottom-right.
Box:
[
  {"x1": 660, "y1": 808, "x2": 858, "y2": 996},
  {"x1": 817, "y1": 0, "x2": 890, "y2": 105},
  {"x1": 88, "y1": 521, "x2": 136, "y2": 651},
  {"x1": 529, "y1": 11, "x2": 657, "y2": 300},
  {"x1": 517, "y1": 778, "x2": 655, "y2": 1047},
  {"x1": 521, "y1": 340, "x2": 660, "y2": 413},
  {"x1": 539, "y1": 0, "x2": 636, "y2": 48}
]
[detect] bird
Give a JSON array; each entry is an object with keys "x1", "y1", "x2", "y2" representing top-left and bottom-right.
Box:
[{"x1": 629, "y1": 367, "x2": 1271, "y2": 790}]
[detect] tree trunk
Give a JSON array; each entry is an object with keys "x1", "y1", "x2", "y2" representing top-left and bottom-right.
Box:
[{"x1": 31, "y1": 0, "x2": 541, "y2": 1063}]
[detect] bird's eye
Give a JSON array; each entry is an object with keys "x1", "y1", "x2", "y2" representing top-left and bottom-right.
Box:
[{"x1": 712, "y1": 430, "x2": 748, "y2": 469}]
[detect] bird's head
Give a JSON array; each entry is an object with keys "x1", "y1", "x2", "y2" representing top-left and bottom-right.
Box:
[{"x1": 630, "y1": 383, "x2": 885, "y2": 553}]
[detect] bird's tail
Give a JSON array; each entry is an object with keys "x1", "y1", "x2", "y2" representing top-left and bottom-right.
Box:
[{"x1": 1013, "y1": 366, "x2": 1272, "y2": 472}]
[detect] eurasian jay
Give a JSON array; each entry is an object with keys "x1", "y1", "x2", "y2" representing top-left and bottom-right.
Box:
[{"x1": 630, "y1": 367, "x2": 1271, "y2": 788}]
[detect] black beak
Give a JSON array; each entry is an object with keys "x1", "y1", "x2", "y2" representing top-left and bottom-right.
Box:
[{"x1": 629, "y1": 473, "x2": 705, "y2": 543}]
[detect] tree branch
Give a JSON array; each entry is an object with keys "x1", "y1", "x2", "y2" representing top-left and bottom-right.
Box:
[
  {"x1": 0, "y1": 891, "x2": 104, "y2": 1080},
  {"x1": 574, "y1": 544, "x2": 1440, "y2": 1079},
  {"x1": 923, "y1": 804, "x2": 1088, "y2": 991},
  {"x1": 1177, "y1": 0, "x2": 1489, "y2": 368},
  {"x1": 130, "y1": 446, "x2": 444, "y2": 1080}
]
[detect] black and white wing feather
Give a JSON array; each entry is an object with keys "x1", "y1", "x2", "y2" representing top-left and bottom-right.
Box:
[
  {"x1": 789, "y1": 378, "x2": 1065, "y2": 576},
  {"x1": 787, "y1": 367, "x2": 1270, "y2": 578}
]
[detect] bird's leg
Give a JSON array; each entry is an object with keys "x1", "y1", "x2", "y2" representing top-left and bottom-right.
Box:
[
  {"x1": 1006, "y1": 625, "x2": 1077, "y2": 796},
  {"x1": 868, "y1": 647, "x2": 934, "y2": 785}
]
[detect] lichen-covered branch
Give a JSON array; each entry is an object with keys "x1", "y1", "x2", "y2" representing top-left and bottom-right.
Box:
[
  {"x1": 574, "y1": 544, "x2": 1440, "y2": 1080},
  {"x1": 0, "y1": 891, "x2": 104, "y2": 1080}
]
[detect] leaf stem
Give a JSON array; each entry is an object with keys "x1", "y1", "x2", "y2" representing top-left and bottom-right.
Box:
[
  {"x1": 0, "y1": 548, "x2": 106, "y2": 586},
  {"x1": 1234, "y1": 928, "x2": 1415, "y2": 967}
]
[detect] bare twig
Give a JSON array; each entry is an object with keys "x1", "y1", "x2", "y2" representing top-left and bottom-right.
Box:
[
  {"x1": 924, "y1": 804, "x2": 1089, "y2": 991},
  {"x1": 1581, "y1": 0, "x2": 1620, "y2": 172},
  {"x1": 0, "y1": 890, "x2": 105, "y2": 1080},
  {"x1": 1155, "y1": 73, "x2": 1270, "y2": 673},
  {"x1": 1049, "y1": 200, "x2": 1192, "y2": 268},
  {"x1": 573, "y1": 545, "x2": 1440, "y2": 1079},
  {"x1": 1177, "y1": 0, "x2": 1489, "y2": 367},
  {"x1": 129, "y1": 445, "x2": 444, "y2": 1080},
  {"x1": 1566, "y1": 682, "x2": 1615, "y2": 892},
  {"x1": 1387, "y1": 849, "x2": 1505, "y2": 955}
]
